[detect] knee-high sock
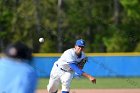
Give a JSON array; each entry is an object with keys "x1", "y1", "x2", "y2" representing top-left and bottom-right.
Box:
[{"x1": 62, "y1": 91, "x2": 69, "y2": 93}]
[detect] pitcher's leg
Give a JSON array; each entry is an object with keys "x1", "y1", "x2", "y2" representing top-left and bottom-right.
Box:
[
  {"x1": 47, "y1": 63, "x2": 63, "y2": 93},
  {"x1": 47, "y1": 77, "x2": 60, "y2": 93},
  {"x1": 60, "y1": 72, "x2": 73, "y2": 93}
]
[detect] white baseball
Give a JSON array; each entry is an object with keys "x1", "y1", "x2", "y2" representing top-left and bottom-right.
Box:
[{"x1": 39, "y1": 38, "x2": 44, "y2": 43}]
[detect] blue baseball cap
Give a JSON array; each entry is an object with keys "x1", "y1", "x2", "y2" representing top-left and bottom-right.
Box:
[{"x1": 75, "y1": 39, "x2": 85, "y2": 47}]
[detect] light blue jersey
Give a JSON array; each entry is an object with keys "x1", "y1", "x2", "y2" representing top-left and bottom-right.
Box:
[{"x1": 0, "y1": 57, "x2": 37, "y2": 93}]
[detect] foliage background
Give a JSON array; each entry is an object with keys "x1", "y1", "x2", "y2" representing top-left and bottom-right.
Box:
[{"x1": 0, "y1": 0, "x2": 140, "y2": 53}]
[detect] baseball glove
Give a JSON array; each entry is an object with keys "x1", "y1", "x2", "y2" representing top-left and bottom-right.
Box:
[{"x1": 77, "y1": 57, "x2": 88, "y2": 69}]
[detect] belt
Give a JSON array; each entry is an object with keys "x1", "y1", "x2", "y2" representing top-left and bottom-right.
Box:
[{"x1": 56, "y1": 64, "x2": 68, "y2": 72}]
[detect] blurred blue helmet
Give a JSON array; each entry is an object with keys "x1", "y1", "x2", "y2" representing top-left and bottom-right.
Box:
[{"x1": 75, "y1": 39, "x2": 85, "y2": 47}]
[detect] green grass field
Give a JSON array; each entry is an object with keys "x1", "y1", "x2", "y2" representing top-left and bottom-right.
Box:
[{"x1": 37, "y1": 77, "x2": 140, "y2": 89}]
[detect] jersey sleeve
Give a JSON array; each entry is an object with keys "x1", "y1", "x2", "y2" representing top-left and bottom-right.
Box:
[{"x1": 69, "y1": 63, "x2": 84, "y2": 76}]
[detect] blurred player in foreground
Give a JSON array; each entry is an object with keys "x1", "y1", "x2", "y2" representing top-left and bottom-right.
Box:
[
  {"x1": 47, "y1": 39, "x2": 96, "y2": 93},
  {"x1": 0, "y1": 41, "x2": 37, "y2": 93}
]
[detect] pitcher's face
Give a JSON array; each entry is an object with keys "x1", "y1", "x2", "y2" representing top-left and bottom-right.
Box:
[{"x1": 75, "y1": 45, "x2": 84, "y2": 55}]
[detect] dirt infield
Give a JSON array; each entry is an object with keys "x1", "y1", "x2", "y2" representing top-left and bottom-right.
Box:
[{"x1": 37, "y1": 89, "x2": 140, "y2": 93}]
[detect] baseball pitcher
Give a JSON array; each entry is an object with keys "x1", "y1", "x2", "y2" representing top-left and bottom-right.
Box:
[{"x1": 47, "y1": 39, "x2": 96, "y2": 93}]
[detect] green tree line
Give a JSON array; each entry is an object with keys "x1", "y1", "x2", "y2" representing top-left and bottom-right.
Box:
[{"x1": 0, "y1": 0, "x2": 140, "y2": 53}]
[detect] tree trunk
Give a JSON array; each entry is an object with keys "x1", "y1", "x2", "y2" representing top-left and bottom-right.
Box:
[
  {"x1": 57, "y1": 0, "x2": 63, "y2": 52},
  {"x1": 33, "y1": 0, "x2": 41, "y2": 52},
  {"x1": 114, "y1": 0, "x2": 120, "y2": 25}
]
